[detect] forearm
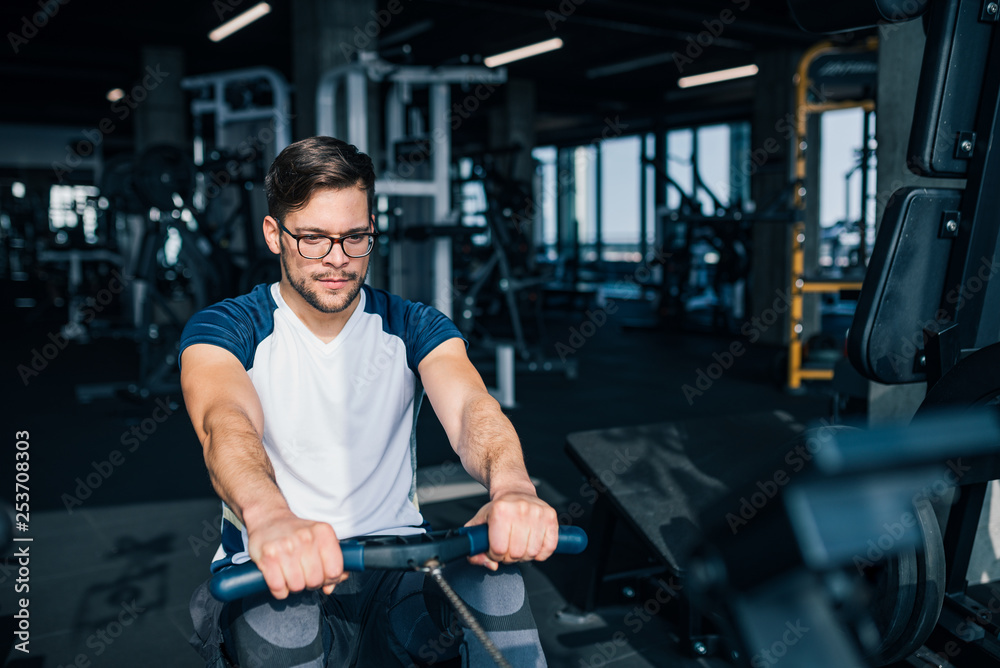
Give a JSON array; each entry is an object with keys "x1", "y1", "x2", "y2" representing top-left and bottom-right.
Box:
[
  {"x1": 456, "y1": 394, "x2": 536, "y2": 499},
  {"x1": 201, "y1": 408, "x2": 290, "y2": 526}
]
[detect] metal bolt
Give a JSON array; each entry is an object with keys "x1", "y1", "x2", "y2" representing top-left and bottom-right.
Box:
[
  {"x1": 622, "y1": 586, "x2": 636, "y2": 598},
  {"x1": 693, "y1": 641, "x2": 708, "y2": 655},
  {"x1": 961, "y1": 139, "x2": 974, "y2": 153},
  {"x1": 794, "y1": 323, "x2": 803, "y2": 334},
  {"x1": 796, "y1": 233, "x2": 806, "y2": 244},
  {"x1": 946, "y1": 219, "x2": 958, "y2": 233},
  {"x1": 988, "y1": 2, "x2": 998, "y2": 14},
  {"x1": 795, "y1": 278, "x2": 804, "y2": 289}
]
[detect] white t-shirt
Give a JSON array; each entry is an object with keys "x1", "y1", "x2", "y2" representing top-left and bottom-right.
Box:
[{"x1": 179, "y1": 282, "x2": 464, "y2": 571}]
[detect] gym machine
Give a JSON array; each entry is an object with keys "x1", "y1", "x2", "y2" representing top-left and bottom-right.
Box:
[
  {"x1": 315, "y1": 53, "x2": 572, "y2": 403},
  {"x1": 685, "y1": 0, "x2": 1000, "y2": 665},
  {"x1": 787, "y1": 39, "x2": 876, "y2": 391},
  {"x1": 180, "y1": 66, "x2": 291, "y2": 290},
  {"x1": 315, "y1": 51, "x2": 506, "y2": 319},
  {"x1": 647, "y1": 154, "x2": 753, "y2": 334},
  {"x1": 686, "y1": 410, "x2": 1000, "y2": 667},
  {"x1": 71, "y1": 68, "x2": 291, "y2": 402},
  {"x1": 448, "y1": 149, "x2": 578, "y2": 386}
]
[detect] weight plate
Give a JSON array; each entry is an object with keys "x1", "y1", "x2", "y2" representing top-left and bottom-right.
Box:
[
  {"x1": 868, "y1": 500, "x2": 946, "y2": 665},
  {"x1": 900, "y1": 500, "x2": 947, "y2": 661},
  {"x1": 906, "y1": 342, "x2": 1000, "y2": 660},
  {"x1": 865, "y1": 542, "x2": 919, "y2": 665}
]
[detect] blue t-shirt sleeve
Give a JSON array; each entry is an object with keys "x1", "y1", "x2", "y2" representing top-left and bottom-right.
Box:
[
  {"x1": 178, "y1": 284, "x2": 276, "y2": 370},
  {"x1": 403, "y1": 300, "x2": 466, "y2": 369}
]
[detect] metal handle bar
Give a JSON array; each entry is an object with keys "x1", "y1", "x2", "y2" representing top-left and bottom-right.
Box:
[{"x1": 210, "y1": 524, "x2": 587, "y2": 602}]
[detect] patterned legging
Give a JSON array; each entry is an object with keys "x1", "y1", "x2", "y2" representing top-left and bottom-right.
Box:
[{"x1": 216, "y1": 561, "x2": 546, "y2": 668}]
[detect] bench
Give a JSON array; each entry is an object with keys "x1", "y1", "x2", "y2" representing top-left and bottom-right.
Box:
[{"x1": 564, "y1": 410, "x2": 808, "y2": 652}]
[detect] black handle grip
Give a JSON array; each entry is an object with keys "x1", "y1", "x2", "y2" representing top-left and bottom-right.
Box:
[{"x1": 209, "y1": 525, "x2": 587, "y2": 602}]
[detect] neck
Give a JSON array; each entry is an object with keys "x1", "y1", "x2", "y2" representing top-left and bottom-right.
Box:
[{"x1": 278, "y1": 281, "x2": 361, "y2": 343}]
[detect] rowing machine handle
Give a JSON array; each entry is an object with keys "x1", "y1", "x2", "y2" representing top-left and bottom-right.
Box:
[{"x1": 209, "y1": 524, "x2": 587, "y2": 602}]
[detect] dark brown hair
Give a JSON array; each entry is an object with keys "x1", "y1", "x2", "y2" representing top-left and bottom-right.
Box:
[{"x1": 265, "y1": 136, "x2": 376, "y2": 223}]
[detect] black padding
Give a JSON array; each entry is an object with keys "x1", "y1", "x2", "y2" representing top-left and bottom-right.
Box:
[
  {"x1": 787, "y1": 0, "x2": 930, "y2": 33},
  {"x1": 908, "y1": 0, "x2": 993, "y2": 178},
  {"x1": 847, "y1": 187, "x2": 962, "y2": 384}
]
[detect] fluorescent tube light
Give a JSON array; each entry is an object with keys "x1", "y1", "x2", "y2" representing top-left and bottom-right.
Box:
[
  {"x1": 677, "y1": 64, "x2": 758, "y2": 89},
  {"x1": 484, "y1": 38, "x2": 563, "y2": 68},
  {"x1": 209, "y1": 2, "x2": 272, "y2": 43}
]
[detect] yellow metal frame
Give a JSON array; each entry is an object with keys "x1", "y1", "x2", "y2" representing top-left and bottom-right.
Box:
[{"x1": 788, "y1": 38, "x2": 877, "y2": 390}]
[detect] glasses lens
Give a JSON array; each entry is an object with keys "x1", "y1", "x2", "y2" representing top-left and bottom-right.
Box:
[
  {"x1": 343, "y1": 234, "x2": 373, "y2": 258},
  {"x1": 298, "y1": 236, "x2": 333, "y2": 259}
]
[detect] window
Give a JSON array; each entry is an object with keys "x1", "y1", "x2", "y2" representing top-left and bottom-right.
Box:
[
  {"x1": 818, "y1": 107, "x2": 876, "y2": 268},
  {"x1": 574, "y1": 145, "x2": 598, "y2": 263},
  {"x1": 531, "y1": 146, "x2": 558, "y2": 260},
  {"x1": 666, "y1": 123, "x2": 741, "y2": 215},
  {"x1": 530, "y1": 120, "x2": 749, "y2": 274},
  {"x1": 600, "y1": 135, "x2": 642, "y2": 262},
  {"x1": 49, "y1": 184, "x2": 100, "y2": 245}
]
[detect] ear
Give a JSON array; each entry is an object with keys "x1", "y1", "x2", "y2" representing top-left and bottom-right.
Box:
[{"x1": 263, "y1": 216, "x2": 281, "y2": 256}]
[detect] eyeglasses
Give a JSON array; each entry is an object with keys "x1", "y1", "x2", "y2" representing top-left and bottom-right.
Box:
[{"x1": 278, "y1": 221, "x2": 378, "y2": 259}]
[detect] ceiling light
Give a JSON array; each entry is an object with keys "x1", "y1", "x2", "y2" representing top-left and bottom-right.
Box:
[
  {"x1": 677, "y1": 64, "x2": 758, "y2": 89},
  {"x1": 209, "y1": 2, "x2": 272, "y2": 43},
  {"x1": 484, "y1": 38, "x2": 563, "y2": 68},
  {"x1": 106, "y1": 88, "x2": 125, "y2": 102}
]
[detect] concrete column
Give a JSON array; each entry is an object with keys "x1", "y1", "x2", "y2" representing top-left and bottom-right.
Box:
[
  {"x1": 488, "y1": 78, "x2": 537, "y2": 185},
  {"x1": 557, "y1": 147, "x2": 578, "y2": 282},
  {"x1": 489, "y1": 78, "x2": 537, "y2": 266},
  {"x1": 135, "y1": 47, "x2": 186, "y2": 153},
  {"x1": 292, "y1": 0, "x2": 377, "y2": 140},
  {"x1": 749, "y1": 48, "x2": 802, "y2": 346}
]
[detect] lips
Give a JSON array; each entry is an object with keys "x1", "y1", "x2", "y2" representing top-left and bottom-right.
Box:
[{"x1": 316, "y1": 275, "x2": 354, "y2": 289}]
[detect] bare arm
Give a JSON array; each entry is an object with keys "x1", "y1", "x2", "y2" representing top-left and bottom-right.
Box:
[
  {"x1": 181, "y1": 343, "x2": 346, "y2": 598},
  {"x1": 418, "y1": 338, "x2": 559, "y2": 568}
]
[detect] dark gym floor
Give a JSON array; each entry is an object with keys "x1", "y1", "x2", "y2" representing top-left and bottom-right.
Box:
[{"x1": 0, "y1": 290, "x2": 838, "y2": 668}]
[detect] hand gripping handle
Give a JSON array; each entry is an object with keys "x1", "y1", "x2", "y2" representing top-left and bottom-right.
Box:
[{"x1": 209, "y1": 525, "x2": 587, "y2": 602}]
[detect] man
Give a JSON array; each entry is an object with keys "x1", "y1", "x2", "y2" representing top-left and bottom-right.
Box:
[{"x1": 182, "y1": 136, "x2": 559, "y2": 667}]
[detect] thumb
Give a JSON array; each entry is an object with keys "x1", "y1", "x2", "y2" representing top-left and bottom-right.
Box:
[{"x1": 464, "y1": 505, "x2": 491, "y2": 528}]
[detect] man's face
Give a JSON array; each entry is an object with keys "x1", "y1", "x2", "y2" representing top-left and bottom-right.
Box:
[{"x1": 267, "y1": 187, "x2": 373, "y2": 315}]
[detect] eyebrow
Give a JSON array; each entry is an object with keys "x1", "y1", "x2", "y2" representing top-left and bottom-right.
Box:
[{"x1": 291, "y1": 225, "x2": 371, "y2": 236}]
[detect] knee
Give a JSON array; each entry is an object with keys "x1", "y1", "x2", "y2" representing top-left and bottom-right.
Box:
[
  {"x1": 448, "y1": 563, "x2": 527, "y2": 616},
  {"x1": 222, "y1": 591, "x2": 324, "y2": 667}
]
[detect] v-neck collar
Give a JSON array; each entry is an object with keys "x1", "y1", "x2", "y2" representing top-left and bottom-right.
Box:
[{"x1": 271, "y1": 282, "x2": 366, "y2": 354}]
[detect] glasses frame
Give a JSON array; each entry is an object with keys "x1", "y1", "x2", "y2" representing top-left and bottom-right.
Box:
[{"x1": 277, "y1": 221, "x2": 379, "y2": 259}]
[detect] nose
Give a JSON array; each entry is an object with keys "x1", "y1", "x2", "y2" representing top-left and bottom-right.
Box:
[{"x1": 322, "y1": 240, "x2": 351, "y2": 267}]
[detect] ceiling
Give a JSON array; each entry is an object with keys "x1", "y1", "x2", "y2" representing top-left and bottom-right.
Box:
[{"x1": 0, "y1": 0, "x2": 825, "y2": 151}]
